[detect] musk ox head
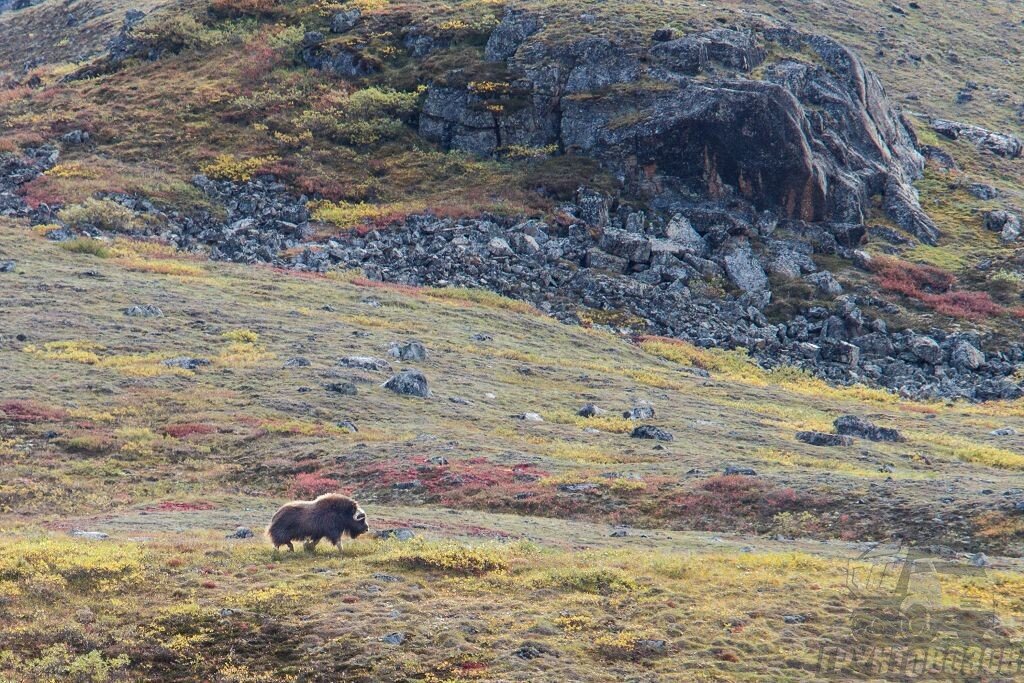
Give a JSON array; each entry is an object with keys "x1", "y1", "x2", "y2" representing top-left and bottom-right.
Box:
[{"x1": 349, "y1": 502, "x2": 369, "y2": 538}]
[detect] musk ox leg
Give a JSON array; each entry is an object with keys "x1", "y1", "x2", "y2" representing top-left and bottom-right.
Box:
[{"x1": 304, "y1": 538, "x2": 321, "y2": 553}]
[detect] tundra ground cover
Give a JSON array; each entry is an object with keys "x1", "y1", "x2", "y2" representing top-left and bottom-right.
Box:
[{"x1": 1, "y1": 224, "x2": 1023, "y2": 679}]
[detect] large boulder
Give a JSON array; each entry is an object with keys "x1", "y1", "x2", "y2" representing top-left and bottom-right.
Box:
[{"x1": 721, "y1": 239, "x2": 769, "y2": 294}]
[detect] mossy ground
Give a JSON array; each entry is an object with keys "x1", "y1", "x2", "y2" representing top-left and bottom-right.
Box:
[{"x1": 2, "y1": 222, "x2": 1024, "y2": 680}]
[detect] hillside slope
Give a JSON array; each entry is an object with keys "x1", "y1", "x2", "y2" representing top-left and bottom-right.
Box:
[{"x1": 2, "y1": 222, "x2": 1024, "y2": 679}]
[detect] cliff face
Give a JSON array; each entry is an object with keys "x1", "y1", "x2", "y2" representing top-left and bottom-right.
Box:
[{"x1": 420, "y1": 16, "x2": 939, "y2": 244}]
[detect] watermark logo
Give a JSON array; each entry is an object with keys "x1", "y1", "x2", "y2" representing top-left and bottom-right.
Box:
[{"x1": 815, "y1": 542, "x2": 1021, "y2": 678}]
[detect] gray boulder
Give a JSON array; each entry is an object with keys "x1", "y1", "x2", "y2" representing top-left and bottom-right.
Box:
[
  {"x1": 631, "y1": 425, "x2": 674, "y2": 441},
  {"x1": 984, "y1": 210, "x2": 1021, "y2": 243},
  {"x1": 834, "y1": 415, "x2": 904, "y2": 442},
  {"x1": 330, "y1": 8, "x2": 361, "y2": 34},
  {"x1": 805, "y1": 271, "x2": 843, "y2": 296},
  {"x1": 796, "y1": 431, "x2": 853, "y2": 447},
  {"x1": 931, "y1": 119, "x2": 1023, "y2": 158},
  {"x1": 339, "y1": 356, "x2": 392, "y2": 372},
  {"x1": 951, "y1": 341, "x2": 985, "y2": 371},
  {"x1": 388, "y1": 340, "x2": 428, "y2": 362},
  {"x1": 124, "y1": 304, "x2": 162, "y2": 318},
  {"x1": 909, "y1": 336, "x2": 943, "y2": 365},
  {"x1": 722, "y1": 240, "x2": 769, "y2": 294},
  {"x1": 664, "y1": 214, "x2": 708, "y2": 255},
  {"x1": 484, "y1": 8, "x2": 541, "y2": 62},
  {"x1": 384, "y1": 370, "x2": 430, "y2": 397}
]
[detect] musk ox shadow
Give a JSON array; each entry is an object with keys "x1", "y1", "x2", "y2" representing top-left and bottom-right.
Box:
[{"x1": 267, "y1": 493, "x2": 369, "y2": 554}]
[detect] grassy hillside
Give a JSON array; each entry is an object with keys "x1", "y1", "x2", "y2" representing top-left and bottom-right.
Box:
[{"x1": 2, "y1": 222, "x2": 1024, "y2": 680}]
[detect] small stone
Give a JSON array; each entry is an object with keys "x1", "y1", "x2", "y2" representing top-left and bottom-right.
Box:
[
  {"x1": 372, "y1": 572, "x2": 402, "y2": 582},
  {"x1": 514, "y1": 412, "x2": 544, "y2": 422},
  {"x1": 631, "y1": 425, "x2": 674, "y2": 441},
  {"x1": 783, "y1": 615, "x2": 806, "y2": 624},
  {"x1": 0, "y1": 260, "x2": 15, "y2": 272},
  {"x1": 75, "y1": 608, "x2": 96, "y2": 624},
  {"x1": 227, "y1": 526, "x2": 253, "y2": 539},
  {"x1": 392, "y1": 481, "x2": 422, "y2": 491},
  {"x1": 124, "y1": 304, "x2": 163, "y2": 318},
  {"x1": 337, "y1": 420, "x2": 358, "y2": 433},
  {"x1": 610, "y1": 528, "x2": 630, "y2": 537},
  {"x1": 724, "y1": 466, "x2": 757, "y2": 476},
  {"x1": 471, "y1": 333, "x2": 493, "y2": 342},
  {"x1": 796, "y1": 431, "x2": 853, "y2": 447},
  {"x1": 990, "y1": 427, "x2": 1016, "y2": 437},
  {"x1": 71, "y1": 530, "x2": 109, "y2": 540},
  {"x1": 381, "y1": 632, "x2": 405, "y2": 645},
  {"x1": 969, "y1": 552, "x2": 988, "y2": 567},
  {"x1": 383, "y1": 370, "x2": 430, "y2": 397},
  {"x1": 283, "y1": 357, "x2": 311, "y2": 368}
]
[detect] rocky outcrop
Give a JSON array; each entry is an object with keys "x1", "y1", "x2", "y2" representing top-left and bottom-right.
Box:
[
  {"x1": 419, "y1": 20, "x2": 937, "y2": 244},
  {"x1": 930, "y1": 119, "x2": 1023, "y2": 158}
]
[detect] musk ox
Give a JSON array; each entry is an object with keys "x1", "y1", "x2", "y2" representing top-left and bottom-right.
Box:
[{"x1": 267, "y1": 493, "x2": 369, "y2": 552}]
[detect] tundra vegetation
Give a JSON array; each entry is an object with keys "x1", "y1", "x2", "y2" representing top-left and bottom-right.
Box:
[{"x1": 2, "y1": 0, "x2": 1024, "y2": 680}]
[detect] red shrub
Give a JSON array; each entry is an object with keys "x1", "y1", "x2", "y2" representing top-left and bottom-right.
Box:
[
  {"x1": 0, "y1": 400, "x2": 67, "y2": 422},
  {"x1": 289, "y1": 472, "x2": 341, "y2": 499},
  {"x1": 873, "y1": 257, "x2": 1003, "y2": 321},
  {"x1": 164, "y1": 423, "x2": 218, "y2": 438}
]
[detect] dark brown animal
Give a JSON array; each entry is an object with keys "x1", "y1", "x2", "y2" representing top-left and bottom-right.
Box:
[{"x1": 267, "y1": 493, "x2": 369, "y2": 553}]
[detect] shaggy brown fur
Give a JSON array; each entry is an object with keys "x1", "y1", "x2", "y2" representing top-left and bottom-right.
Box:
[{"x1": 267, "y1": 493, "x2": 369, "y2": 552}]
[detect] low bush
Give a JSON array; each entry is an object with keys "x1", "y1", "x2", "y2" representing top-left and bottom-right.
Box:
[
  {"x1": 57, "y1": 199, "x2": 144, "y2": 233},
  {"x1": 377, "y1": 539, "x2": 527, "y2": 575}
]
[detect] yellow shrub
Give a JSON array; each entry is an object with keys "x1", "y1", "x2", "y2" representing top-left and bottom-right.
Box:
[
  {"x1": 200, "y1": 154, "x2": 280, "y2": 182},
  {"x1": 23, "y1": 340, "x2": 103, "y2": 364},
  {"x1": 909, "y1": 431, "x2": 1024, "y2": 470},
  {"x1": 0, "y1": 538, "x2": 145, "y2": 592}
]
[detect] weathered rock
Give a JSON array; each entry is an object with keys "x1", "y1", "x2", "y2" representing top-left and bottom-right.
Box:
[
  {"x1": 0, "y1": 259, "x2": 15, "y2": 272},
  {"x1": 623, "y1": 401, "x2": 655, "y2": 420},
  {"x1": 968, "y1": 183, "x2": 999, "y2": 200},
  {"x1": 484, "y1": 8, "x2": 541, "y2": 62},
  {"x1": 514, "y1": 412, "x2": 544, "y2": 422},
  {"x1": 805, "y1": 271, "x2": 843, "y2": 296},
  {"x1": 722, "y1": 240, "x2": 769, "y2": 294},
  {"x1": 388, "y1": 340, "x2": 428, "y2": 362},
  {"x1": 71, "y1": 530, "x2": 109, "y2": 540},
  {"x1": 984, "y1": 210, "x2": 1021, "y2": 243},
  {"x1": 381, "y1": 632, "x2": 405, "y2": 645},
  {"x1": 724, "y1": 466, "x2": 758, "y2": 476},
  {"x1": 951, "y1": 341, "x2": 985, "y2": 371},
  {"x1": 631, "y1": 425, "x2": 674, "y2": 441},
  {"x1": 374, "y1": 527, "x2": 416, "y2": 541},
  {"x1": 796, "y1": 431, "x2": 853, "y2": 447},
  {"x1": 384, "y1": 370, "x2": 430, "y2": 397},
  {"x1": 324, "y1": 381, "x2": 358, "y2": 395},
  {"x1": 330, "y1": 8, "x2": 361, "y2": 34},
  {"x1": 664, "y1": 214, "x2": 708, "y2": 255},
  {"x1": 834, "y1": 415, "x2": 904, "y2": 442},
  {"x1": 600, "y1": 229, "x2": 651, "y2": 263},
  {"x1": 283, "y1": 357, "x2": 311, "y2": 368},
  {"x1": 124, "y1": 304, "x2": 162, "y2": 318},
  {"x1": 339, "y1": 356, "x2": 392, "y2": 372},
  {"x1": 931, "y1": 118, "x2": 1023, "y2": 158},
  {"x1": 226, "y1": 526, "x2": 254, "y2": 539},
  {"x1": 909, "y1": 336, "x2": 943, "y2": 365}
]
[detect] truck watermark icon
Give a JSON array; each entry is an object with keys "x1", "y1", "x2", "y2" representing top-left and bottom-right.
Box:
[{"x1": 815, "y1": 542, "x2": 1022, "y2": 678}]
